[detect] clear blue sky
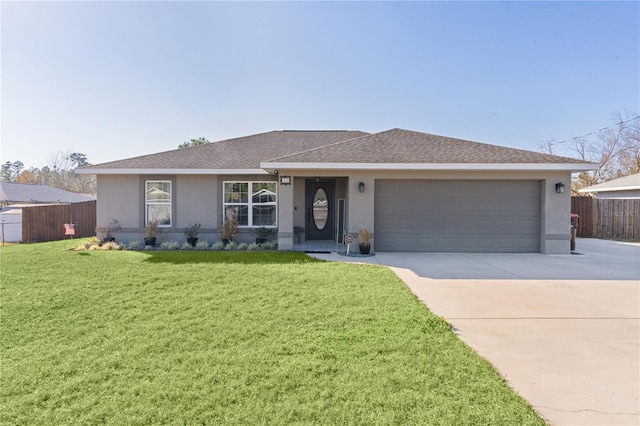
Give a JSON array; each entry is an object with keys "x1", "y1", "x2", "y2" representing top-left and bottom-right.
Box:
[{"x1": 2, "y1": 1, "x2": 638, "y2": 169}]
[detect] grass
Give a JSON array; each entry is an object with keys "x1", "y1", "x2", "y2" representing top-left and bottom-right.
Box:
[{"x1": 1, "y1": 241, "x2": 545, "y2": 425}]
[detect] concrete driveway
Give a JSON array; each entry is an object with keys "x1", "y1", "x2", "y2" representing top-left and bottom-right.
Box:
[{"x1": 311, "y1": 239, "x2": 640, "y2": 425}]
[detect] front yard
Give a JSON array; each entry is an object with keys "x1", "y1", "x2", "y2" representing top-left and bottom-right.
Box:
[{"x1": 0, "y1": 242, "x2": 544, "y2": 425}]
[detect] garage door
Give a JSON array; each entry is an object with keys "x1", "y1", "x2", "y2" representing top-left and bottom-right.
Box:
[{"x1": 375, "y1": 180, "x2": 541, "y2": 252}]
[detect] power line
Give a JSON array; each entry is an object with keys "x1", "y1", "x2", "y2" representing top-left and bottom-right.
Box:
[{"x1": 551, "y1": 116, "x2": 640, "y2": 145}]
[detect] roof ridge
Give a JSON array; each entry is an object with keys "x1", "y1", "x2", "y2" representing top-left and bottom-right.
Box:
[
  {"x1": 280, "y1": 130, "x2": 352, "y2": 133},
  {"x1": 265, "y1": 130, "x2": 379, "y2": 162}
]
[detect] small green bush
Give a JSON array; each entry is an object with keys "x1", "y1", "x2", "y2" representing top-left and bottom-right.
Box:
[
  {"x1": 236, "y1": 243, "x2": 248, "y2": 251},
  {"x1": 211, "y1": 241, "x2": 225, "y2": 251},
  {"x1": 195, "y1": 240, "x2": 209, "y2": 250},
  {"x1": 128, "y1": 241, "x2": 142, "y2": 250},
  {"x1": 160, "y1": 240, "x2": 180, "y2": 250}
]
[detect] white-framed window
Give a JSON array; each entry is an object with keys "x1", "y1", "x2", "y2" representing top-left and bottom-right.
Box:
[
  {"x1": 145, "y1": 180, "x2": 171, "y2": 226},
  {"x1": 223, "y1": 181, "x2": 277, "y2": 227}
]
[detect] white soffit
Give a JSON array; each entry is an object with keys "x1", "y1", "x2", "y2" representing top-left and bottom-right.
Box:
[
  {"x1": 260, "y1": 162, "x2": 599, "y2": 172},
  {"x1": 75, "y1": 168, "x2": 270, "y2": 175}
]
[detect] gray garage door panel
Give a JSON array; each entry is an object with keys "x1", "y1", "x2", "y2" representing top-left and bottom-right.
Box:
[{"x1": 375, "y1": 180, "x2": 541, "y2": 252}]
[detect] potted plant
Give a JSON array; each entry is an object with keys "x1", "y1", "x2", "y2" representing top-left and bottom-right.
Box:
[
  {"x1": 252, "y1": 226, "x2": 275, "y2": 244},
  {"x1": 144, "y1": 220, "x2": 158, "y2": 247},
  {"x1": 184, "y1": 223, "x2": 201, "y2": 247},
  {"x1": 220, "y1": 213, "x2": 238, "y2": 245},
  {"x1": 358, "y1": 226, "x2": 371, "y2": 254},
  {"x1": 97, "y1": 219, "x2": 121, "y2": 243}
]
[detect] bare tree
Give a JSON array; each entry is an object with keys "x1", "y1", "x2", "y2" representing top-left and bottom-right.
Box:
[{"x1": 539, "y1": 113, "x2": 640, "y2": 194}]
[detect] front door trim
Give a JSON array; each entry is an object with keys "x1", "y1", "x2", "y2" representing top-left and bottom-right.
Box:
[{"x1": 306, "y1": 179, "x2": 336, "y2": 241}]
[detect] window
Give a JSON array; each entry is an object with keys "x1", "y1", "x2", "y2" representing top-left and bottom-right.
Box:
[
  {"x1": 146, "y1": 181, "x2": 171, "y2": 226},
  {"x1": 223, "y1": 181, "x2": 277, "y2": 227}
]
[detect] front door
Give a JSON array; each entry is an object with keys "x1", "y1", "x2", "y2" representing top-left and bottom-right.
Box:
[{"x1": 306, "y1": 179, "x2": 335, "y2": 240}]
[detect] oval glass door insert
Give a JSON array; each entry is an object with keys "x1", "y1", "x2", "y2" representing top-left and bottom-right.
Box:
[{"x1": 312, "y1": 188, "x2": 328, "y2": 231}]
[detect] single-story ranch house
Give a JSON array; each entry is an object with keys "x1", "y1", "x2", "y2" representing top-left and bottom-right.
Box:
[{"x1": 76, "y1": 128, "x2": 597, "y2": 254}]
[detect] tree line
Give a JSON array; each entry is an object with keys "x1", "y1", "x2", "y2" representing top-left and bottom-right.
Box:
[
  {"x1": 1, "y1": 151, "x2": 96, "y2": 195},
  {"x1": 1, "y1": 138, "x2": 209, "y2": 195}
]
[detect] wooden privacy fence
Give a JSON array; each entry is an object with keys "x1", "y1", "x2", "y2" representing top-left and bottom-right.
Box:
[
  {"x1": 21, "y1": 201, "x2": 96, "y2": 243},
  {"x1": 571, "y1": 197, "x2": 640, "y2": 239}
]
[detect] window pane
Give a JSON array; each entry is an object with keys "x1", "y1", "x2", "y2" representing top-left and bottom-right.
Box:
[
  {"x1": 225, "y1": 182, "x2": 248, "y2": 203},
  {"x1": 148, "y1": 204, "x2": 171, "y2": 225},
  {"x1": 147, "y1": 182, "x2": 171, "y2": 202},
  {"x1": 252, "y1": 182, "x2": 277, "y2": 204},
  {"x1": 225, "y1": 205, "x2": 248, "y2": 226},
  {"x1": 253, "y1": 206, "x2": 276, "y2": 226}
]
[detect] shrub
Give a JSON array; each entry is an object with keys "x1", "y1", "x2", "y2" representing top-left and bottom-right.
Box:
[
  {"x1": 128, "y1": 241, "x2": 142, "y2": 250},
  {"x1": 358, "y1": 227, "x2": 371, "y2": 245},
  {"x1": 144, "y1": 244, "x2": 154, "y2": 251},
  {"x1": 220, "y1": 213, "x2": 238, "y2": 241},
  {"x1": 144, "y1": 220, "x2": 158, "y2": 238},
  {"x1": 183, "y1": 223, "x2": 201, "y2": 239},
  {"x1": 247, "y1": 242, "x2": 261, "y2": 251},
  {"x1": 195, "y1": 240, "x2": 209, "y2": 250},
  {"x1": 211, "y1": 241, "x2": 225, "y2": 251},
  {"x1": 75, "y1": 237, "x2": 100, "y2": 250},
  {"x1": 160, "y1": 240, "x2": 180, "y2": 250},
  {"x1": 225, "y1": 241, "x2": 237, "y2": 251},
  {"x1": 97, "y1": 219, "x2": 121, "y2": 241},
  {"x1": 102, "y1": 241, "x2": 121, "y2": 251},
  {"x1": 262, "y1": 240, "x2": 278, "y2": 250},
  {"x1": 236, "y1": 243, "x2": 248, "y2": 251},
  {"x1": 180, "y1": 242, "x2": 192, "y2": 250}
]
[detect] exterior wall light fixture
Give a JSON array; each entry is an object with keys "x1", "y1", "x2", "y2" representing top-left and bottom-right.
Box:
[
  {"x1": 280, "y1": 176, "x2": 292, "y2": 185},
  {"x1": 555, "y1": 182, "x2": 565, "y2": 193},
  {"x1": 359, "y1": 182, "x2": 365, "y2": 193}
]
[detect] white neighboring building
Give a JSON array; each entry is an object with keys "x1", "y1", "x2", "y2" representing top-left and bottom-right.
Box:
[
  {"x1": 0, "y1": 207, "x2": 22, "y2": 243},
  {"x1": 579, "y1": 174, "x2": 640, "y2": 199}
]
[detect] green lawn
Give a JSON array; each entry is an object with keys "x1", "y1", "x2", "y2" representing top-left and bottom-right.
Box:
[{"x1": 1, "y1": 242, "x2": 545, "y2": 425}]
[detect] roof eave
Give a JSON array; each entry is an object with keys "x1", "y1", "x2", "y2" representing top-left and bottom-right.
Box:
[
  {"x1": 75, "y1": 168, "x2": 270, "y2": 175},
  {"x1": 260, "y1": 162, "x2": 599, "y2": 172},
  {"x1": 578, "y1": 185, "x2": 640, "y2": 193}
]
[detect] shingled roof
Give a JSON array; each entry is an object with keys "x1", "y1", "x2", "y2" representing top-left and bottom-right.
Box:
[
  {"x1": 579, "y1": 173, "x2": 640, "y2": 193},
  {"x1": 78, "y1": 130, "x2": 368, "y2": 171},
  {"x1": 78, "y1": 128, "x2": 595, "y2": 174},
  {"x1": 266, "y1": 128, "x2": 590, "y2": 165},
  {"x1": 0, "y1": 182, "x2": 95, "y2": 204}
]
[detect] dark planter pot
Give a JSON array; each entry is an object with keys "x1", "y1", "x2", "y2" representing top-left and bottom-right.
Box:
[
  {"x1": 256, "y1": 238, "x2": 267, "y2": 244},
  {"x1": 359, "y1": 244, "x2": 371, "y2": 255},
  {"x1": 187, "y1": 237, "x2": 198, "y2": 247},
  {"x1": 144, "y1": 237, "x2": 156, "y2": 247},
  {"x1": 102, "y1": 237, "x2": 116, "y2": 243},
  {"x1": 222, "y1": 238, "x2": 230, "y2": 246}
]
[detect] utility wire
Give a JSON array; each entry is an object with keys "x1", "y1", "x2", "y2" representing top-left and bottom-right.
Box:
[{"x1": 551, "y1": 116, "x2": 640, "y2": 145}]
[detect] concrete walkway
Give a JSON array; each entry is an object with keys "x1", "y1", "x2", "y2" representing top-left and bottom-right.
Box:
[{"x1": 310, "y1": 239, "x2": 640, "y2": 426}]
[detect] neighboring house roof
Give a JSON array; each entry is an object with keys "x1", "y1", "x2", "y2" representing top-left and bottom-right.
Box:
[
  {"x1": 77, "y1": 128, "x2": 597, "y2": 174},
  {"x1": 0, "y1": 182, "x2": 95, "y2": 204},
  {"x1": 578, "y1": 173, "x2": 640, "y2": 193}
]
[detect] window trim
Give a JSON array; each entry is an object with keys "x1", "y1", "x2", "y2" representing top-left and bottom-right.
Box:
[
  {"x1": 223, "y1": 181, "x2": 278, "y2": 228},
  {"x1": 145, "y1": 180, "x2": 172, "y2": 227}
]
